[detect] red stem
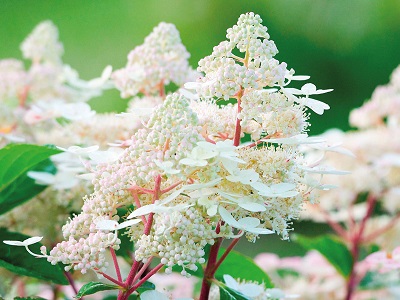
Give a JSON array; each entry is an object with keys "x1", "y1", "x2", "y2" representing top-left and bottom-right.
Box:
[
  {"x1": 64, "y1": 271, "x2": 81, "y2": 298},
  {"x1": 344, "y1": 194, "x2": 377, "y2": 300},
  {"x1": 132, "y1": 257, "x2": 153, "y2": 284},
  {"x1": 120, "y1": 264, "x2": 164, "y2": 300},
  {"x1": 199, "y1": 237, "x2": 223, "y2": 300},
  {"x1": 98, "y1": 272, "x2": 126, "y2": 287},
  {"x1": 211, "y1": 237, "x2": 241, "y2": 274},
  {"x1": 233, "y1": 96, "x2": 242, "y2": 147},
  {"x1": 110, "y1": 248, "x2": 122, "y2": 282}
]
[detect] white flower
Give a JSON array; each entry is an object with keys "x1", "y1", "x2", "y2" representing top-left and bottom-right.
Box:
[
  {"x1": 250, "y1": 182, "x2": 299, "y2": 198},
  {"x1": 299, "y1": 165, "x2": 351, "y2": 175},
  {"x1": 226, "y1": 168, "x2": 259, "y2": 185},
  {"x1": 3, "y1": 236, "x2": 46, "y2": 258},
  {"x1": 219, "y1": 206, "x2": 274, "y2": 235},
  {"x1": 223, "y1": 274, "x2": 264, "y2": 298},
  {"x1": 57, "y1": 145, "x2": 99, "y2": 155},
  {"x1": 88, "y1": 148, "x2": 123, "y2": 164},
  {"x1": 285, "y1": 83, "x2": 333, "y2": 96},
  {"x1": 262, "y1": 134, "x2": 325, "y2": 145},
  {"x1": 27, "y1": 170, "x2": 79, "y2": 190},
  {"x1": 155, "y1": 160, "x2": 181, "y2": 175},
  {"x1": 95, "y1": 219, "x2": 141, "y2": 231},
  {"x1": 60, "y1": 102, "x2": 96, "y2": 121}
]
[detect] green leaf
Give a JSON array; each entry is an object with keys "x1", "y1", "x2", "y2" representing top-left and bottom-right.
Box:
[
  {"x1": 218, "y1": 283, "x2": 251, "y2": 300},
  {"x1": 136, "y1": 281, "x2": 155, "y2": 294},
  {"x1": 76, "y1": 282, "x2": 120, "y2": 298},
  {"x1": 216, "y1": 249, "x2": 273, "y2": 288},
  {"x1": 0, "y1": 144, "x2": 60, "y2": 215},
  {"x1": 293, "y1": 234, "x2": 353, "y2": 278},
  {"x1": 14, "y1": 297, "x2": 47, "y2": 300},
  {"x1": 0, "y1": 228, "x2": 68, "y2": 285},
  {"x1": 115, "y1": 207, "x2": 134, "y2": 261},
  {"x1": 0, "y1": 158, "x2": 56, "y2": 215}
]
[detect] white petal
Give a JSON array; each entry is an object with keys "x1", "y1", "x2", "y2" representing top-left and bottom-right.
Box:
[
  {"x1": 127, "y1": 204, "x2": 156, "y2": 218},
  {"x1": 237, "y1": 217, "x2": 260, "y2": 228},
  {"x1": 301, "y1": 83, "x2": 317, "y2": 95},
  {"x1": 184, "y1": 82, "x2": 200, "y2": 90},
  {"x1": 96, "y1": 220, "x2": 118, "y2": 230},
  {"x1": 247, "y1": 227, "x2": 274, "y2": 235},
  {"x1": 207, "y1": 205, "x2": 218, "y2": 216},
  {"x1": 27, "y1": 171, "x2": 55, "y2": 185},
  {"x1": 219, "y1": 206, "x2": 241, "y2": 228},
  {"x1": 179, "y1": 158, "x2": 207, "y2": 167},
  {"x1": 117, "y1": 219, "x2": 142, "y2": 229},
  {"x1": 3, "y1": 240, "x2": 26, "y2": 246},
  {"x1": 238, "y1": 202, "x2": 266, "y2": 212},
  {"x1": 183, "y1": 178, "x2": 222, "y2": 191},
  {"x1": 223, "y1": 274, "x2": 239, "y2": 290},
  {"x1": 239, "y1": 283, "x2": 264, "y2": 297},
  {"x1": 160, "y1": 188, "x2": 184, "y2": 205},
  {"x1": 76, "y1": 173, "x2": 95, "y2": 181},
  {"x1": 304, "y1": 98, "x2": 330, "y2": 115},
  {"x1": 23, "y1": 236, "x2": 43, "y2": 245}
]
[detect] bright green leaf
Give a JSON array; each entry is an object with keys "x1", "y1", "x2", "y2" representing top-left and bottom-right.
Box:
[
  {"x1": 0, "y1": 144, "x2": 60, "y2": 215},
  {"x1": 0, "y1": 228, "x2": 68, "y2": 285},
  {"x1": 216, "y1": 249, "x2": 273, "y2": 288},
  {"x1": 14, "y1": 297, "x2": 47, "y2": 300},
  {"x1": 76, "y1": 282, "x2": 120, "y2": 298},
  {"x1": 293, "y1": 234, "x2": 353, "y2": 278},
  {"x1": 0, "y1": 158, "x2": 56, "y2": 215}
]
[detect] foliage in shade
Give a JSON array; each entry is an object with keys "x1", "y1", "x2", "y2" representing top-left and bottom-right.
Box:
[
  {"x1": 0, "y1": 144, "x2": 60, "y2": 215},
  {"x1": 0, "y1": 228, "x2": 68, "y2": 285},
  {"x1": 294, "y1": 234, "x2": 353, "y2": 278}
]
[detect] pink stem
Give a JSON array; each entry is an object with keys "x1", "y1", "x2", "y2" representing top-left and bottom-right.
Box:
[
  {"x1": 131, "y1": 257, "x2": 154, "y2": 284},
  {"x1": 98, "y1": 272, "x2": 126, "y2": 287},
  {"x1": 110, "y1": 248, "x2": 122, "y2": 282}
]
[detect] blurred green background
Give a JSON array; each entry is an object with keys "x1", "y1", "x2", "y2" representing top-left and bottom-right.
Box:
[
  {"x1": 2, "y1": 0, "x2": 400, "y2": 135},
  {"x1": 1, "y1": 0, "x2": 399, "y2": 256}
]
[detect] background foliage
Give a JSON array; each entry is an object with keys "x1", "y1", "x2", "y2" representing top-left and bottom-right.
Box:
[{"x1": 1, "y1": 0, "x2": 400, "y2": 134}]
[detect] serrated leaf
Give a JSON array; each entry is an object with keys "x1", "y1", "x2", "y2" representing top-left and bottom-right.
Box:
[
  {"x1": 76, "y1": 281, "x2": 120, "y2": 298},
  {"x1": 0, "y1": 158, "x2": 56, "y2": 215},
  {"x1": 0, "y1": 144, "x2": 60, "y2": 215},
  {"x1": 0, "y1": 228, "x2": 68, "y2": 285},
  {"x1": 293, "y1": 234, "x2": 353, "y2": 278},
  {"x1": 216, "y1": 249, "x2": 273, "y2": 288}
]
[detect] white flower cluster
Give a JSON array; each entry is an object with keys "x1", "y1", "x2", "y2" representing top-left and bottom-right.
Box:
[
  {"x1": 303, "y1": 65, "x2": 400, "y2": 230},
  {"x1": 41, "y1": 13, "x2": 336, "y2": 277},
  {"x1": 20, "y1": 20, "x2": 63, "y2": 64},
  {"x1": 350, "y1": 65, "x2": 400, "y2": 129},
  {"x1": 113, "y1": 22, "x2": 197, "y2": 98}
]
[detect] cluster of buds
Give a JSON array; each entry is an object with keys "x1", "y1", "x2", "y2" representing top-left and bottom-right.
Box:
[{"x1": 34, "y1": 13, "x2": 336, "y2": 279}]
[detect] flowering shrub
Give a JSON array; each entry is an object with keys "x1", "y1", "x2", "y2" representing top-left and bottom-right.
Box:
[{"x1": 0, "y1": 12, "x2": 360, "y2": 300}]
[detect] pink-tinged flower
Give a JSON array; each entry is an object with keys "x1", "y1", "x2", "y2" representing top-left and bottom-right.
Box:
[{"x1": 365, "y1": 247, "x2": 400, "y2": 273}]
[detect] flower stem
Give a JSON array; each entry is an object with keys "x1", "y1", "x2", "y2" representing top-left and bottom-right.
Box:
[
  {"x1": 110, "y1": 248, "x2": 122, "y2": 282},
  {"x1": 199, "y1": 237, "x2": 223, "y2": 300},
  {"x1": 211, "y1": 237, "x2": 241, "y2": 274}
]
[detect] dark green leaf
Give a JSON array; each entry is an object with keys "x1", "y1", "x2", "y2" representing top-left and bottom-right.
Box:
[
  {"x1": 0, "y1": 144, "x2": 60, "y2": 215},
  {"x1": 136, "y1": 281, "x2": 155, "y2": 294},
  {"x1": 115, "y1": 207, "x2": 134, "y2": 261},
  {"x1": 0, "y1": 228, "x2": 68, "y2": 285},
  {"x1": 293, "y1": 234, "x2": 353, "y2": 278},
  {"x1": 216, "y1": 249, "x2": 273, "y2": 288},
  {"x1": 76, "y1": 282, "x2": 120, "y2": 298}
]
